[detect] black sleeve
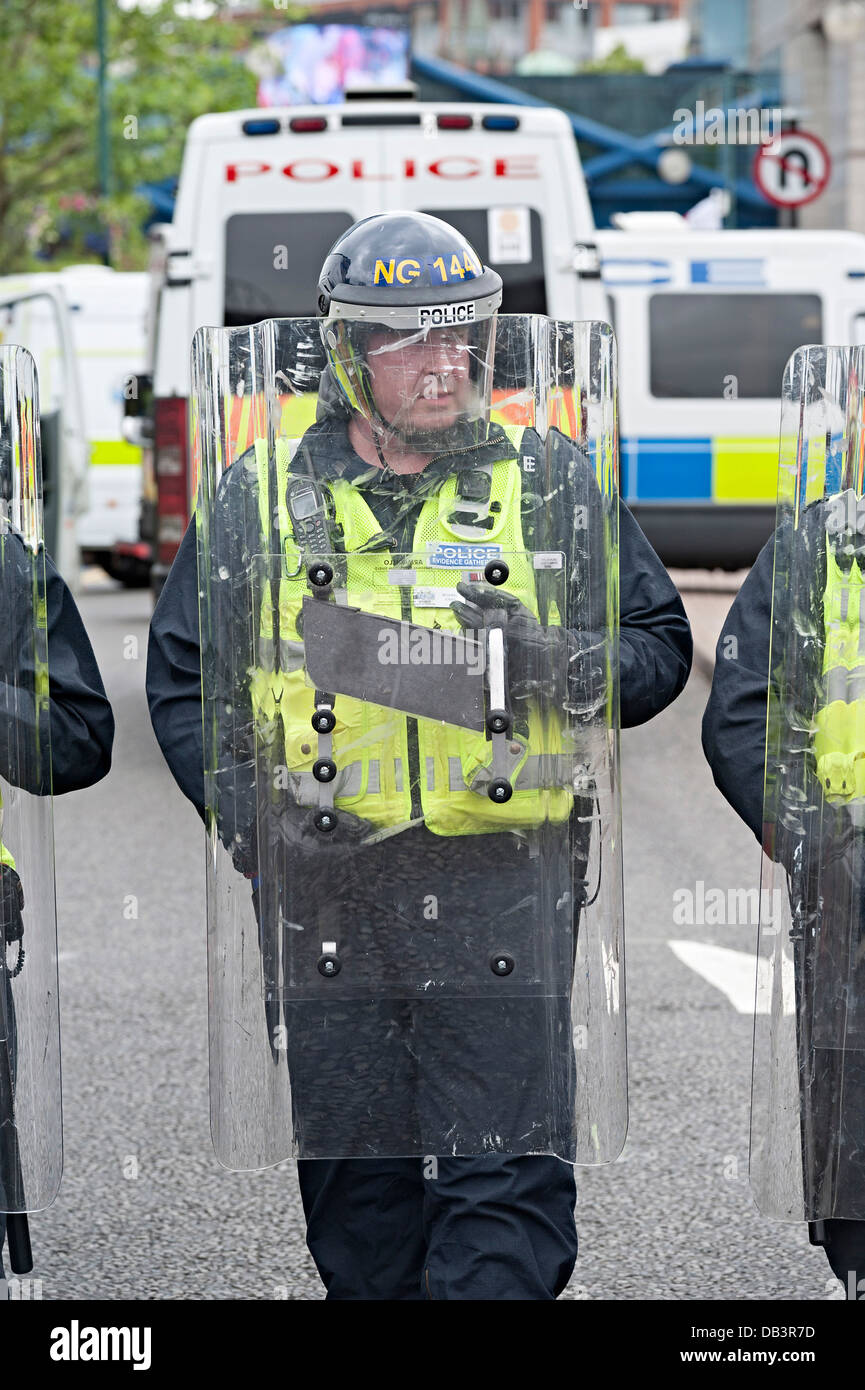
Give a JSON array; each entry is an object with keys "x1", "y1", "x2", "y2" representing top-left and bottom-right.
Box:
[
  {"x1": 536, "y1": 429, "x2": 692, "y2": 729},
  {"x1": 0, "y1": 536, "x2": 113, "y2": 795},
  {"x1": 701, "y1": 534, "x2": 775, "y2": 841},
  {"x1": 617, "y1": 502, "x2": 693, "y2": 728},
  {"x1": 146, "y1": 519, "x2": 207, "y2": 818},
  {"x1": 147, "y1": 473, "x2": 258, "y2": 853}
]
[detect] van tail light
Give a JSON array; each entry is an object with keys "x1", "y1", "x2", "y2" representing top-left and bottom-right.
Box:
[
  {"x1": 154, "y1": 396, "x2": 188, "y2": 570},
  {"x1": 437, "y1": 114, "x2": 473, "y2": 130}
]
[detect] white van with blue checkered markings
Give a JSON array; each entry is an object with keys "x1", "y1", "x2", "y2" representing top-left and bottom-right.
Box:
[{"x1": 597, "y1": 223, "x2": 865, "y2": 568}]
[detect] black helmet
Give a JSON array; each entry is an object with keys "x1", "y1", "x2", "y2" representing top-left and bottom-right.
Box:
[
  {"x1": 318, "y1": 210, "x2": 502, "y2": 320},
  {"x1": 317, "y1": 211, "x2": 502, "y2": 448}
]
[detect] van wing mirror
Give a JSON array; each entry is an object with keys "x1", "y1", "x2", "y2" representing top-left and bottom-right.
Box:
[
  {"x1": 122, "y1": 374, "x2": 154, "y2": 444},
  {"x1": 123, "y1": 373, "x2": 153, "y2": 420}
]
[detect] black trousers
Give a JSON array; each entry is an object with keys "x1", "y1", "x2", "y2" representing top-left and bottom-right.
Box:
[
  {"x1": 811, "y1": 1220, "x2": 865, "y2": 1297},
  {"x1": 792, "y1": 824, "x2": 865, "y2": 1293},
  {"x1": 297, "y1": 1154, "x2": 578, "y2": 1300},
  {"x1": 0, "y1": 969, "x2": 18, "y2": 1282}
]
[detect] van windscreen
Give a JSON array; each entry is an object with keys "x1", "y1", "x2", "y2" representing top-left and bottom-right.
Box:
[
  {"x1": 649, "y1": 292, "x2": 822, "y2": 399},
  {"x1": 420, "y1": 208, "x2": 546, "y2": 314},
  {"x1": 224, "y1": 212, "x2": 354, "y2": 326}
]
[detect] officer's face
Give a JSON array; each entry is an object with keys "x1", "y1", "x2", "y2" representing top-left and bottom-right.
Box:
[{"x1": 365, "y1": 326, "x2": 472, "y2": 434}]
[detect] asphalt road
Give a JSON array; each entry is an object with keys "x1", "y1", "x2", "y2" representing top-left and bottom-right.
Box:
[{"x1": 21, "y1": 580, "x2": 840, "y2": 1301}]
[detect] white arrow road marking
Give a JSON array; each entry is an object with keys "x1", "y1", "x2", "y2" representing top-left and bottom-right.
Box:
[{"x1": 668, "y1": 940, "x2": 796, "y2": 1015}]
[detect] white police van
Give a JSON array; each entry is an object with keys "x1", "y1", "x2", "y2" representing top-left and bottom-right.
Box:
[
  {"x1": 597, "y1": 223, "x2": 865, "y2": 567},
  {"x1": 147, "y1": 98, "x2": 605, "y2": 591},
  {"x1": 0, "y1": 266, "x2": 150, "y2": 585},
  {"x1": 0, "y1": 275, "x2": 86, "y2": 585}
]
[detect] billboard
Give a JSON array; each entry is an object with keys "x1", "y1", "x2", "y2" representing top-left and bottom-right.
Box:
[{"x1": 255, "y1": 24, "x2": 410, "y2": 106}]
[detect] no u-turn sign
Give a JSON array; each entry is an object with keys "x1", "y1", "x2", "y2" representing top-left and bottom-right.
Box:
[{"x1": 753, "y1": 128, "x2": 831, "y2": 208}]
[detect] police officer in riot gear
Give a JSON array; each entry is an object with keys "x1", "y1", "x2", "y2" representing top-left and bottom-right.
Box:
[
  {"x1": 148, "y1": 211, "x2": 691, "y2": 1300},
  {"x1": 703, "y1": 514, "x2": 865, "y2": 1292},
  {"x1": 0, "y1": 346, "x2": 114, "y2": 1286},
  {"x1": 703, "y1": 343, "x2": 865, "y2": 1296}
]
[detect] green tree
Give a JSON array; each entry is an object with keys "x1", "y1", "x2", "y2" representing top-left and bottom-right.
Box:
[
  {"x1": 579, "y1": 43, "x2": 646, "y2": 75},
  {"x1": 0, "y1": 0, "x2": 303, "y2": 272}
]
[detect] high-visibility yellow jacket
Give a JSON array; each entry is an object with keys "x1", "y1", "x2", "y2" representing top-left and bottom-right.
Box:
[{"x1": 249, "y1": 425, "x2": 573, "y2": 836}]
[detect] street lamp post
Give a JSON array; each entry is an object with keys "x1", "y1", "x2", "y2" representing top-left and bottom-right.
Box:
[{"x1": 96, "y1": 0, "x2": 112, "y2": 264}]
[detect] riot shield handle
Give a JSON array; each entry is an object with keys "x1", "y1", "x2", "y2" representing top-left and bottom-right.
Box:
[
  {"x1": 311, "y1": 692, "x2": 338, "y2": 832},
  {"x1": 481, "y1": 560, "x2": 518, "y2": 806},
  {"x1": 305, "y1": 564, "x2": 342, "y2": 832},
  {"x1": 484, "y1": 619, "x2": 515, "y2": 805}
]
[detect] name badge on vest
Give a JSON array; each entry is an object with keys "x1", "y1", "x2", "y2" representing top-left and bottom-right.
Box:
[{"x1": 413, "y1": 586, "x2": 461, "y2": 608}]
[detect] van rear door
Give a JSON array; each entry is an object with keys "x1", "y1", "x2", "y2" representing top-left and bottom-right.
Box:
[
  {"x1": 187, "y1": 105, "x2": 596, "y2": 330},
  {"x1": 0, "y1": 281, "x2": 87, "y2": 585}
]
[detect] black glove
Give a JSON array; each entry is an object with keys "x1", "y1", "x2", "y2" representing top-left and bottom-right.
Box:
[
  {"x1": 451, "y1": 582, "x2": 598, "y2": 707},
  {"x1": 0, "y1": 863, "x2": 24, "y2": 945},
  {"x1": 251, "y1": 796, "x2": 376, "y2": 876},
  {"x1": 0, "y1": 863, "x2": 24, "y2": 980}
]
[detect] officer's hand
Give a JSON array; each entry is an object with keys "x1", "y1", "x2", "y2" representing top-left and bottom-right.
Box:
[
  {"x1": 261, "y1": 799, "x2": 376, "y2": 864},
  {"x1": 0, "y1": 863, "x2": 24, "y2": 945},
  {"x1": 230, "y1": 830, "x2": 259, "y2": 880},
  {"x1": 451, "y1": 581, "x2": 569, "y2": 703}
]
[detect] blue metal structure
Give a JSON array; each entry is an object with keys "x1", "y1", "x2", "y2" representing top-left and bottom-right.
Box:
[
  {"x1": 133, "y1": 56, "x2": 779, "y2": 229},
  {"x1": 411, "y1": 53, "x2": 778, "y2": 228}
]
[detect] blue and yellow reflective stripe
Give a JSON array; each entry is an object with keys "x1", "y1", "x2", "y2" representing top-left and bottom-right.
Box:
[{"x1": 621, "y1": 435, "x2": 781, "y2": 505}]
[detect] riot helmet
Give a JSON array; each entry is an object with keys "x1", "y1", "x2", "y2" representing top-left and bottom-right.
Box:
[{"x1": 317, "y1": 211, "x2": 502, "y2": 450}]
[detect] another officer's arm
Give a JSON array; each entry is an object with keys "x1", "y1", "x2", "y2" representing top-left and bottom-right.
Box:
[
  {"x1": 617, "y1": 504, "x2": 692, "y2": 727},
  {"x1": 147, "y1": 520, "x2": 207, "y2": 817},
  {"x1": 550, "y1": 433, "x2": 692, "y2": 727},
  {"x1": 0, "y1": 539, "x2": 113, "y2": 794},
  {"x1": 147, "y1": 496, "x2": 257, "y2": 848},
  {"x1": 701, "y1": 535, "x2": 775, "y2": 840}
]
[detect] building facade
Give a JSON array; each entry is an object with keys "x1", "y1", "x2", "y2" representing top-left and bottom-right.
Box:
[
  {"x1": 302, "y1": 1, "x2": 688, "y2": 74},
  {"x1": 749, "y1": 0, "x2": 865, "y2": 231}
]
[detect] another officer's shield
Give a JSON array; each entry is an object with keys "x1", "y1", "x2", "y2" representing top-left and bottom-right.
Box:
[
  {"x1": 0, "y1": 346, "x2": 61, "y2": 1214},
  {"x1": 193, "y1": 315, "x2": 624, "y2": 1168},
  {"x1": 753, "y1": 343, "x2": 865, "y2": 1220}
]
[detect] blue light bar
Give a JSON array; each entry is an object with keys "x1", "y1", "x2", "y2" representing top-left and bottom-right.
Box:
[
  {"x1": 481, "y1": 114, "x2": 520, "y2": 131},
  {"x1": 242, "y1": 119, "x2": 281, "y2": 136}
]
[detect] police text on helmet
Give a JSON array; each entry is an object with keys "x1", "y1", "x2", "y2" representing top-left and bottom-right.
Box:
[{"x1": 417, "y1": 303, "x2": 476, "y2": 328}]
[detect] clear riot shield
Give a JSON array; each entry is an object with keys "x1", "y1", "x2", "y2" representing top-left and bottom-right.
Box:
[
  {"x1": 193, "y1": 314, "x2": 624, "y2": 1168},
  {"x1": 754, "y1": 343, "x2": 865, "y2": 1221},
  {"x1": 0, "y1": 346, "x2": 62, "y2": 1218}
]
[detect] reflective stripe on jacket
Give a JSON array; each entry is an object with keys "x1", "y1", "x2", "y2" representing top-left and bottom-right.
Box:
[{"x1": 814, "y1": 536, "x2": 865, "y2": 802}]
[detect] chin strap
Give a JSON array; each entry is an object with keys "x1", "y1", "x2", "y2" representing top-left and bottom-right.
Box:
[{"x1": 373, "y1": 436, "x2": 392, "y2": 473}]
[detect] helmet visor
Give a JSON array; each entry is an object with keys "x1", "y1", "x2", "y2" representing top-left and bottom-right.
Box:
[{"x1": 322, "y1": 316, "x2": 496, "y2": 451}]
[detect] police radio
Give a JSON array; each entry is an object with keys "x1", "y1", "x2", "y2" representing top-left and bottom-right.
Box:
[{"x1": 287, "y1": 478, "x2": 336, "y2": 553}]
